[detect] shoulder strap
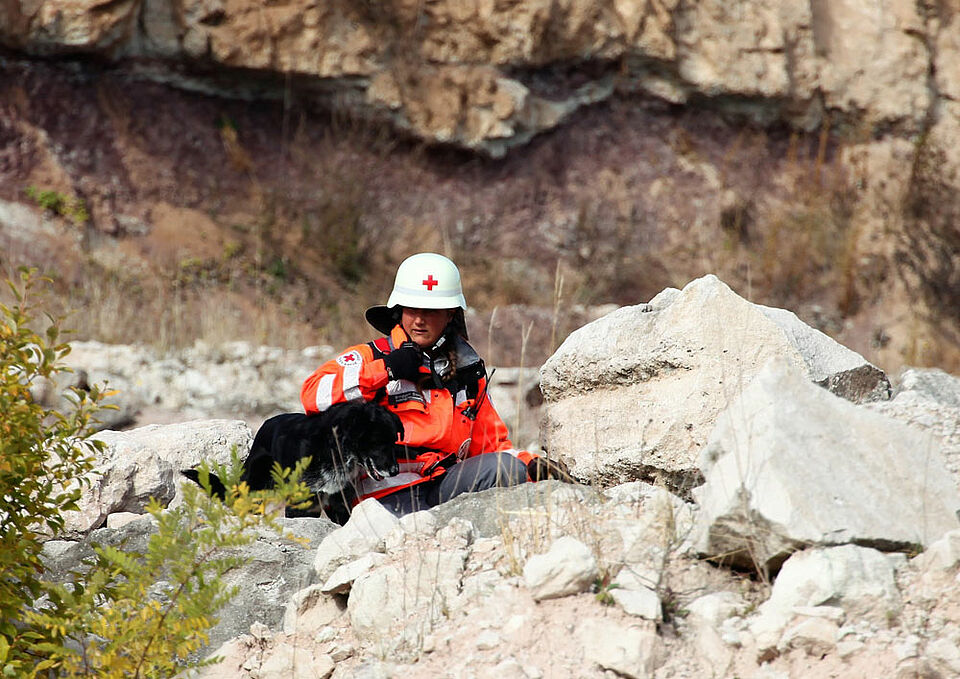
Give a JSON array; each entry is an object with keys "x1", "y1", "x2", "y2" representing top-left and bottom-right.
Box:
[
  {"x1": 366, "y1": 336, "x2": 395, "y2": 404},
  {"x1": 369, "y1": 336, "x2": 392, "y2": 359}
]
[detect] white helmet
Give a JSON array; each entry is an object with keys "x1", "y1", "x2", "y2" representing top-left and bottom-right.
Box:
[
  {"x1": 365, "y1": 253, "x2": 468, "y2": 335},
  {"x1": 387, "y1": 252, "x2": 467, "y2": 310}
]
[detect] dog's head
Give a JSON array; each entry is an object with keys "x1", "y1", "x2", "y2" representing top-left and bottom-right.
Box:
[
  {"x1": 324, "y1": 401, "x2": 402, "y2": 482},
  {"x1": 353, "y1": 403, "x2": 402, "y2": 481}
]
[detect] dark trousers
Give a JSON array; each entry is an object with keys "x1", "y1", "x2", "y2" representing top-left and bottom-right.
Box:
[{"x1": 376, "y1": 452, "x2": 529, "y2": 517}]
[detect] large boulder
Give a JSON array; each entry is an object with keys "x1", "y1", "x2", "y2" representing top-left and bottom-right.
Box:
[
  {"x1": 540, "y1": 275, "x2": 890, "y2": 492},
  {"x1": 63, "y1": 419, "x2": 252, "y2": 536},
  {"x1": 692, "y1": 358, "x2": 960, "y2": 572}
]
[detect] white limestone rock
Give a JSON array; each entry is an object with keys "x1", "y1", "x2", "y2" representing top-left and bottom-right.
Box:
[
  {"x1": 610, "y1": 586, "x2": 662, "y2": 620},
  {"x1": 540, "y1": 275, "x2": 889, "y2": 491},
  {"x1": 692, "y1": 358, "x2": 960, "y2": 570},
  {"x1": 347, "y1": 549, "x2": 467, "y2": 658},
  {"x1": 686, "y1": 591, "x2": 749, "y2": 629},
  {"x1": 64, "y1": 419, "x2": 251, "y2": 536},
  {"x1": 912, "y1": 529, "x2": 960, "y2": 573},
  {"x1": 778, "y1": 617, "x2": 840, "y2": 656},
  {"x1": 321, "y1": 553, "x2": 388, "y2": 594},
  {"x1": 314, "y1": 499, "x2": 399, "y2": 578},
  {"x1": 580, "y1": 619, "x2": 664, "y2": 679},
  {"x1": 281, "y1": 584, "x2": 346, "y2": 636},
  {"x1": 867, "y1": 367, "x2": 960, "y2": 490},
  {"x1": 748, "y1": 545, "x2": 902, "y2": 653},
  {"x1": 522, "y1": 536, "x2": 599, "y2": 601},
  {"x1": 259, "y1": 642, "x2": 334, "y2": 679}
]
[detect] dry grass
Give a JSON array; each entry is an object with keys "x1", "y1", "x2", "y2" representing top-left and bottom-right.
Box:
[{"x1": 2, "y1": 60, "x2": 958, "y2": 372}]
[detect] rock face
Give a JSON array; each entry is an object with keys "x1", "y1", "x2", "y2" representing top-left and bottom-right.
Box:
[
  {"x1": 691, "y1": 358, "x2": 960, "y2": 572},
  {"x1": 1, "y1": 0, "x2": 957, "y2": 165},
  {"x1": 540, "y1": 274, "x2": 890, "y2": 491}
]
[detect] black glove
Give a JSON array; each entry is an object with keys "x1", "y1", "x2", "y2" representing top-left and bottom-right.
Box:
[
  {"x1": 383, "y1": 342, "x2": 423, "y2": 381},
  {"x1": 527, "y1": 456, "x2": 574, "y2": 483}
]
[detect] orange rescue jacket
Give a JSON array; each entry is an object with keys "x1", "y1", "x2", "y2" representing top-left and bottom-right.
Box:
[{"x1": 300, "y1": 325, "x2": 536, "y2": 501}]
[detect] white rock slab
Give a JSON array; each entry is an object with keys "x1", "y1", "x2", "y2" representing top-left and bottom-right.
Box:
[
  {"x1": 912, "y1": 529, "x2": 960, "y2": 573},
  {"x1": 282, "y1": 584, "x2": 346, "y2": 636},
  {"x1": 778, "y1": 617, "x2": 839, "y2": 656},
  {"x1": 867, "y1": 367, "x2": 960, "y2": 490},
  {"x1": 610, "y1": 586, "x2": 662, "y2": 620},
  {"x1": 347, "y1": 549, "x2": 467, "y2": 657},
  {"x1": 692, "y1": 358, "x2": 960, "y2": 570},
  {"x1": 321, "y1": 553, "x2": 387, "y2": 594},
  {"x1": 259, "y1": 642, "x2": 334, "y2": 679},
  {"x1": 686, "y1": 591, "x2": 749, "y2": 629}
]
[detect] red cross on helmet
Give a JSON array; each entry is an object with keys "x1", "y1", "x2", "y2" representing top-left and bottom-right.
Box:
[{"x1": 385, "y1": 253, "x2": 467, "y2": 310}]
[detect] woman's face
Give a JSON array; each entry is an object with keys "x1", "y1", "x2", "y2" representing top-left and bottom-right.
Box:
[{"x1": 401, "y1": 307, "x2": 455, "y2": 348}]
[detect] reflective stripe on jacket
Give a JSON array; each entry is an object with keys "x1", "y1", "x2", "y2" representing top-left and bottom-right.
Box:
[{"x1": 300, "y1": 325, "x2": 535, "y2": 502}]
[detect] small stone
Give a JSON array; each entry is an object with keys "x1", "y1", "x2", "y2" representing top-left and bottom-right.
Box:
[
  {"x1": 314, "y1": 626, "x2": 336, "y2": 643},
  {"x1": 476, "y1": 630, "x2": 501, "y2": 650},
  {"x1": 894, "y1": 634, "x2": 921, "y2": 661},
  {"x1": 523, "y1": 536, "x2": 598, "y2": 601},
  {"x1": 330, "y1": 642, "x2": 354, "y2": 662},
  {"x1": 837, "y1": 639, "x2": 865, "y2": 659}
]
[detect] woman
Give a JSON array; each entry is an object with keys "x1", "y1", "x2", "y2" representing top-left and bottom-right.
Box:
[{"x1": 301, "y1": 252, "x2": 569, "y2": 517}]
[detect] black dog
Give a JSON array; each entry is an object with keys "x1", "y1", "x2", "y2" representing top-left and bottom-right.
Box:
[{"x1": 183, "y1": 401, "x2": 402, "y2": 521}]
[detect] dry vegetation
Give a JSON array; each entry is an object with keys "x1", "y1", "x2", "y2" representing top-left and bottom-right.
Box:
[{"x1": 1, "y1": 59, "x2": 958, "y2": 371}]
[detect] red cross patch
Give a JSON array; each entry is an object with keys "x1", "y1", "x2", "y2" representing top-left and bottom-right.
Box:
[
  {"x1": 422, "y1": 274, "x2": 438, "y2": 291},
  {"x1": 336, "y1": 350, "x2": 362, "y2": 367}
]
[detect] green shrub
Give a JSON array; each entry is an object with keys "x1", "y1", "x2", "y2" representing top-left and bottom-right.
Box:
[
  {"x1": 1, "y1": 268, "x2": 311, "y2": 677},
  {"x1": 24, "y1": 186, "x2": 90, "y2": 227},
  {"x1": 0, "y1": 267, "x2": 104, "y2": 674}
]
